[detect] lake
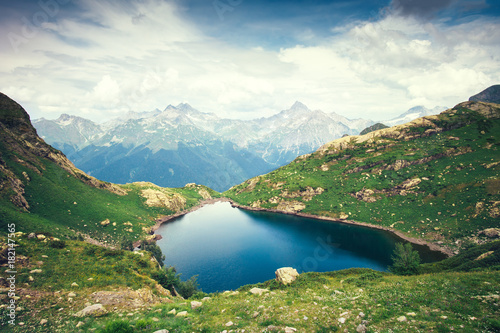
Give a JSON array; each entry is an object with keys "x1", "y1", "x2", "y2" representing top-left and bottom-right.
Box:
[{"x1": 155, "y1": 201, "x2": 446, "y2": 293}]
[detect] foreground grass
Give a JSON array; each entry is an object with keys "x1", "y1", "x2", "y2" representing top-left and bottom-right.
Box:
[
  {"x1": 4, "y1": 269, "x2": 498, "y2": 332},
  {"x1": 2, "y1": 237, "x2": 499, "y2": 333}
]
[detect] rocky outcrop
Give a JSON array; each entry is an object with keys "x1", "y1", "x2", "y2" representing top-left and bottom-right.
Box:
[
  {"x1": 236, "y1": 176, "x2": 261, "y2": 195},
  {"x1": 469, "y1": 85, "x2": 500, "y2": 104},
  {"x1": 479, "y1": 228, "x2": 500, "y2": 238},
  {"x1": 89, "y1": 287, "x2": 171, "y2": 310},
  {"x1": 360, "y1": 123, "x2": 389, "y2": 135},
  {"x1": 277, "y1": 200, "x2": 306, "y2": 213},
  {"x1": 141, "y1": 189, "x2": 186, "y2": 212},
  {"x1": 0, "y1": 92, "x2": 127, "y2": 207},
  {"x1": 249, "y1": 287, "x2": 269, "y2": 295},
  {"x1": 281, "y1": 187, "x2": 325, "y2": 202}
]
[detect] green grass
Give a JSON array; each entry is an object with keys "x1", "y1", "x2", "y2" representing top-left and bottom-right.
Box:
[
  {"x1": 224, "y1": 104, "x2": 500, "y2": 252},
  {"x1": 5, "y1": 266, "x2": 498, "y2": 332},
  {"x1": 0, "y1": 143, "x2": 218, "y2": 245},
  {"x1": 3, "y1": 237, "x2": 161, "y2": 292}
]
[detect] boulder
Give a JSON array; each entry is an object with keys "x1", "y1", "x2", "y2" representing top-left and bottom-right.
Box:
[
  {"x1": 100, "y1": 219, "x2": 110, "y2": 226},
  {"x1": 176, "y1": 311, "x2": 188, "y2": 317},
  {"x1": 275, "y1": 267, "x2": 299, "y2": 285},
  {"x1": 191, "y1": 301, "x2": 202, "y2": 309},
  {"x1": 73, "y1": 304, "x2": 107, "y2": 317},
  {"x1": 480, "y1": 228, "x2": 500, "y2": 238}
]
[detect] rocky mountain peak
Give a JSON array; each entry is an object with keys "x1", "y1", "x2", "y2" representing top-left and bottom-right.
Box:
[
  {"x1": 0, "y1": 92, "x2": 37, "y2": 136},
  {"x1": 57, "y1": 113, "x2": 72, "y2": 121},
  {"x1": 290, "y1": 101, "x2": 309, "y2": 111},
  {"x1": 469, "y1": 84, "x2": 500, "y2": 104}
]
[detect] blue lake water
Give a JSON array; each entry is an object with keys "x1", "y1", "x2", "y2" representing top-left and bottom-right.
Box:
[{"x1": 155, "y1": 201, "x2": 446, "y2": 293}]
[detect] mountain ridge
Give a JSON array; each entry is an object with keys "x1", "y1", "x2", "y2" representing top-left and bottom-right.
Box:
[
  {"x1": 224, "y1": 100, "x2": 500, "y2": 255},
  {"x1": 32, "y1": 102, "x2": 375, "y2": 191}
]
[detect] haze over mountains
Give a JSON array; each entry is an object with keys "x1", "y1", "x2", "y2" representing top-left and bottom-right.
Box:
[{"x1": 33, "y1": 102, "x2": 445, "y2": 191}]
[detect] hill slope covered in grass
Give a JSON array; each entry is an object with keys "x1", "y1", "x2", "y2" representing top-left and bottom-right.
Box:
[
  {"x1": 0, "y1": 92, "x2": 218, "y2": 246},
  {"x1": 3, "y1": 238, "x2": 498, "y2": 332},
  {"x1": 225, "y1": 101, "x2": 500, "y2": 254}
]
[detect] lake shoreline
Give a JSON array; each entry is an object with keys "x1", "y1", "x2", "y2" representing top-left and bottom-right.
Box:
[
  {"x1": 150, "y1": 197, "x2": 233, "y2": 232},
  {"x1": 151, "y1": 197, "x2": 454, "y2": 257}
]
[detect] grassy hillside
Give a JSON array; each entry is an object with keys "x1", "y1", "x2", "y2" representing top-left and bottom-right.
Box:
[
  {"x1": 3, "y1": 239, "x2": 498, "y2": 333},
  {"x1": 225, "y1": 101, "x2": 500, "y2": 253},
  {"x1": 0, "y1": 92, "x2": 219, "y2": 245}
]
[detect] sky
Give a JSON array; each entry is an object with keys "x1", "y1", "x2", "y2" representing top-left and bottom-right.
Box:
[{"x1": 0, "y1": 0, "x2": 499, "y2": 122}]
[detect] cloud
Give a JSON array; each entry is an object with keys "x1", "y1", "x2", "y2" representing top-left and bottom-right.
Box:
[
  {"x1": 390, "y1": 0, "x2": 456, "y2": 19},
  {"x1": 0, "y1": 0, "x2": 498, "y2": 122}
]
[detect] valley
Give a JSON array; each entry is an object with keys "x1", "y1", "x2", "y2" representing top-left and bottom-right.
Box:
[
  {"x1": 32, "y1": 102, "x2": 444, "y2": 192},
  {"x1": 0, "y1": 90, "x2": 499, "y2": 332}
]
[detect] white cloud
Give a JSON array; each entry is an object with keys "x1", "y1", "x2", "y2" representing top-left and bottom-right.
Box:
[{"x1": 0, "y1": 0, "x2": 498, "y2": 122}]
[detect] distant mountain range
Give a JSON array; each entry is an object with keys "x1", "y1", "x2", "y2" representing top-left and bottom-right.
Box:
[
  {"x1": 381, "y1": 106, "x2": 448, "y2": 127},
  {"x1": 33, "y1": 102, "x2": 446, "y2": 191}
]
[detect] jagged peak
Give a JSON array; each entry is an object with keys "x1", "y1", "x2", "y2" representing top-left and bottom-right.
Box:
[{"x1": 290, "y1": 101, "x2": 309, "y2": 110}]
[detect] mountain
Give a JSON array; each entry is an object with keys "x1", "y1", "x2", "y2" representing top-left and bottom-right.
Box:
[
  {"x1": 225, "y1": 100, "x2": 500, "y2": 254},
  {"x1": 33, "y1": 102, "x2": 374, "y2": 191},
  {"x1": 382, "y1": 105, "x2": 448, "y2": 127},
  {"x1": 359, "y1": 122, "x2": 389, "y2": 135},
  {"x1": 0, "y1": 91, "x2": 215, "y2": 243},
  {"x1": 469, "y1": 84, "x2": 500, "y2": 104},
  {"x1": 33, "y1": 113, "x2": 105, "y2": 160}
]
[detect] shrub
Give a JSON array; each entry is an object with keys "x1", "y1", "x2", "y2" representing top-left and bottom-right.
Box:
[
  {"x1": 153, "y1": 266, "x2": 201, "y2": 298},
  {"x1": 120, "y1": 238, "x2": 134, "y2": 251},
  {"x1": 99, "y1": 320, "x2": 134, "y2": 333},
  {"x1": 388, "y1": 242, "x2": 421, "y2": 276},
  {"x1": 49, "y1": 239, "x2": 66, "y2": 249},
  {"x1": 135, "y1": 318, "x2": 153, "y2": 330},
  {"x1": 141, "y1": 241, "x2": 165, "y2": 266},
  {"x1": 177, "y1": 275, "x2": 200, "y2": 299}
]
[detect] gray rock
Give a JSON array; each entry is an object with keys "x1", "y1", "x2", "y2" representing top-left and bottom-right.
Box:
[
  {"x1": 73, "y1": 304, "x2": 107, "y2": 317},
  {"x1": 191, "y1": 301, "x2": 202, "y2": 310},
  {"x1": 356, "y1": 324, "x2": 367, "y2": 333}
]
